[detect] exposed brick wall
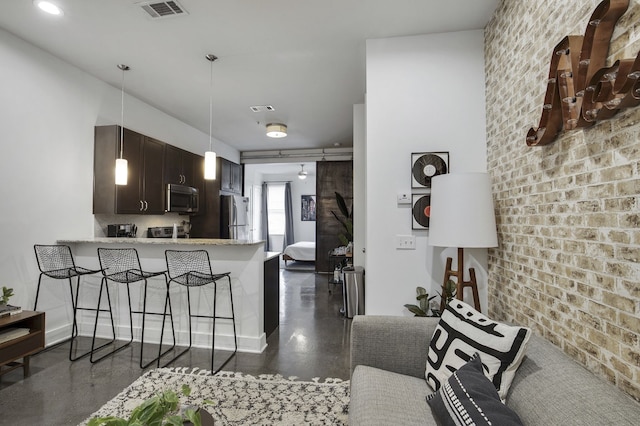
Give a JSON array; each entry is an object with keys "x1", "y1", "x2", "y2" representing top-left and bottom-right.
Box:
[{"x1": 485, "y1": 0, "x2": 640, "y2": 400}]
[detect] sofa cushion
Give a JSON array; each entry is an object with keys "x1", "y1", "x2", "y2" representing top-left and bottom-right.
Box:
[
  {"x1": 350, "y1": 365, "x2": 436, "y2": 426},
  {"x1": 506, "y1": 333, "x2": 640, "y2": 425},
  {"x1": 426, "y1": 300, "x2": 531, "y2": 400},
  {"x1": 427, "y1": 353, "x2": 524, "y2": 426}
]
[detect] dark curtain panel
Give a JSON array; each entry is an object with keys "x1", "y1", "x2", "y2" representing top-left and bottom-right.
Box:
[
  {"x1": 283, "y1": 182, "x2": 295, "y2": 251},
  {"x1": 261, "y1": 182, "x2": 270, "y2": 251}
]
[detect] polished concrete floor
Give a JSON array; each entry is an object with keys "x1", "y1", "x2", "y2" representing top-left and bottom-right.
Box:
[{"x1": 0, "y1": 266, "x2": 351, "y2": 425}]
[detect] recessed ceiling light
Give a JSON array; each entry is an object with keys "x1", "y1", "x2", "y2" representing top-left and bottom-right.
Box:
[{"x1": 34, "y1": 1, "x2": 64, "y2": 16}]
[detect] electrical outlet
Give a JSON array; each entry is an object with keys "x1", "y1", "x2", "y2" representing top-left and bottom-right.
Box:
[
  {"x1": 396, "y1": 235, "x2": 416, "y2": 249},
  {"x1": 397, "y1": 193, "x2": 411, "y2": 204}
]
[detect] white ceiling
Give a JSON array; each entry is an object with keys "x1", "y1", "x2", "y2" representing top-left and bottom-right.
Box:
[{"x1": 0, "y1": 0, "x2": 498, "y2": 152}]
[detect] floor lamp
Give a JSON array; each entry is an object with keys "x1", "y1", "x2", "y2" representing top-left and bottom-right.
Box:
[{"x1": 428, "y1": 173, "x2": 498, "y2": 313}]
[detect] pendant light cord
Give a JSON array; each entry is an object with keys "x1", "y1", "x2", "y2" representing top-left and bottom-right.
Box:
[
  {"x1": 119, "y1": 66, "x2": 126, "y2": 159},
  {"x1": 209, "y1": 58, "x2": 213, "y2": 151}
]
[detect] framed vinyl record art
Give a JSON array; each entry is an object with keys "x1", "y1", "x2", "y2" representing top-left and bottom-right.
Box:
[
  {"x1": 411, "y1": 152, "x2": 449, "y2": 189},
  {"x1": 412, "y1": 193, "x2": 431, "y2": 230}
]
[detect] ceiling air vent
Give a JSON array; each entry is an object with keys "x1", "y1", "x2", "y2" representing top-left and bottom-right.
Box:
[
  {"x1": 250, "y1": 105, "x2": 275, "y2": 113},
  {"x1": 138, "y1": 1, "x2": 187, "y2": 19}
]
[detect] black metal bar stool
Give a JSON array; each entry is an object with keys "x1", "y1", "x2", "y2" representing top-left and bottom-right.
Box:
[
  {"x1": 91, "y1": 248, "x2": 176, "y2": 367},
  {"x1": 160, "y1": 249, "x2": 237, "y2": 374},
  {"x1": 33, "y1": 244, "x2": 113, "y2": 361}
]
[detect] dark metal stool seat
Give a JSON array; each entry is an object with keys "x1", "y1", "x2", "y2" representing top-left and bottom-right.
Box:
[
  {"x1": 33, "y1": 244, "x2": 111, "y2": 361},
  {"x1": 92, "y1": 248, "x2": 176, "y2": 367},
  {"x1": 160, "y1": 249, "x2": 237, "y2": 374}
]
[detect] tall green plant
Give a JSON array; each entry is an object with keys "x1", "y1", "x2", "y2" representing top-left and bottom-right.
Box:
[{"x1": 331, "y1": 192, "x2": 353, "y2": 246}]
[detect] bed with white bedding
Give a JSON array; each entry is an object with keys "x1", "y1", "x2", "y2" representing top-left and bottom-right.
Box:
[{"x1": 282, "y1": 241, "x2": 316, "y2": 263}]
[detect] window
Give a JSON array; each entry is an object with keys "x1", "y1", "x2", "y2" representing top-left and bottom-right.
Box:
[{"x1": 267, "y1": 184, "x2": 285, "y2": 235}]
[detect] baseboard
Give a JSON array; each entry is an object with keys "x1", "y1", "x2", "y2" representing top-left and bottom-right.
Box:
[{"x1": 44, "y1": 320, "x2": 267, "y2": 354}]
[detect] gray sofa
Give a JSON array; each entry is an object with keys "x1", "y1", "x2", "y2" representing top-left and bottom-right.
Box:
[{"x1": 349, "y1": 315, "x2": 640, "y2": 425}]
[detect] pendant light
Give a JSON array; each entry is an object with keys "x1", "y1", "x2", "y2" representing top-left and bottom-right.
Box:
[
  {"x1": 298, "y1": 164, "x2": 307, "y2": 180},
  {"x1": 115, "y1": 64, "x2": 130, "y2": 186},
  {"x1": 204, "y1": 54, "x2": 218, "y2": 180}
]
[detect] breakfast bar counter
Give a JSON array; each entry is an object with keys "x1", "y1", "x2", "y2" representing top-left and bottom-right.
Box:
[{"x1": 58, "y1": 238, "x2": 267, "y2": 354}]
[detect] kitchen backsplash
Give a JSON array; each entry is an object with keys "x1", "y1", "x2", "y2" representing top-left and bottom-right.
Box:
[{"x1": 94, "y1": 213, "x2": 189, "y2": 238}]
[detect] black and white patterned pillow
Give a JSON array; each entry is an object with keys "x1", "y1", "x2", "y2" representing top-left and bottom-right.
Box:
[
  {"x1": 427, "y1": 353, "x2": 524, "y2": 426},
  {"x1": 425, "y1": 299, "x2": 531, "y2": 401}
]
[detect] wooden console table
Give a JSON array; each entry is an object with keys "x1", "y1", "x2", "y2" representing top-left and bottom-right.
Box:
[{"x1": 0, "y1": 310, "x2": 45, "y2": 378}]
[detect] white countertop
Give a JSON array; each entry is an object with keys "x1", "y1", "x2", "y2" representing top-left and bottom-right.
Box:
[
  {"x1": 265, "y1": 251, "x2": 281, "y2": 261},
  {"x1": 58, "y1": 237, "x2": 264, "y2": 246}
]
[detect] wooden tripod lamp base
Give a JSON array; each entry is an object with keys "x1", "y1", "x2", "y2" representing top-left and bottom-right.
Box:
[{"x1": 439, "y1": 247, "x2": 481, "y2": 313}]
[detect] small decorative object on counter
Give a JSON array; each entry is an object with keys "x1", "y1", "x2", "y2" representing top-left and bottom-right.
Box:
[{"x1": 333, "y1": 264, "x2": 341, "y2": 283}]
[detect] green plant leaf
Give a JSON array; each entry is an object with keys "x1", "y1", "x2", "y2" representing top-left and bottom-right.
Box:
[
  {"x1": 404, "y1": 304, "x2": 427, "y2": 316},
  {"x1": 335, "y1": 192, "x2": 351, "y2": 218},
  {"x1": 164, "y1": 415, "x2": 184, "y2": 426},
  {"x1": 87, "y1": 417, "x2": 128, "y2": 426},
  {"x1": 184, "y1": 408, "x2": 202, "y2": 426},
  {"x1": 181, "y1": 384, "x2": 192, "y2": 397}
]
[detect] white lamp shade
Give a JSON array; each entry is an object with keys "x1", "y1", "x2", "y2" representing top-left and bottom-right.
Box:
[
  {"x1": 266, "y1": 123, "x2": 287, "y2": 138},
  {"x1": 204, "y1": 151, "x2": 217, "y2": 180},
  {"x1": 115, "y1": 158, "x2": 128, "y2": 185},
  {"x1": 428, "y1": 172, "x2": 498, "y2": 248}
]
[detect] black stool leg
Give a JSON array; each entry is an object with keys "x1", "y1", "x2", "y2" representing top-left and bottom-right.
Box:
[
  {"x1": 33, "y1": 274, "x2": 44, "y2": 311},
  {"x1": 158, "y1": 285, "x2": 193, "y2": 368},
  {"x1": 90, "y1": 280, "x2": 135, "y2": 363},
  {"x1": 70, "y1": 276, "x2": 116, "y2": 361},
  {"x1": 210, "y1": 275, "x2": 237, "y2": 375},
  {"x1": 87, "y1": 278, "x2": 119, "y2": 362},
  {"x1": 140, "y1": 278, "x2": 176, "y2": 369}
]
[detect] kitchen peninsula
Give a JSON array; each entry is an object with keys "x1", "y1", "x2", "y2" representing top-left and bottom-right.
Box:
[{"x1": 58, "y1": 238, "x2": 269, "y2": 354}]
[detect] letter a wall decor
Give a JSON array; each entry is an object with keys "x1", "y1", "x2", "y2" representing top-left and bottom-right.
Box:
[{"x1": 527, "y1": 0, "x2": 640, "y2": 147}]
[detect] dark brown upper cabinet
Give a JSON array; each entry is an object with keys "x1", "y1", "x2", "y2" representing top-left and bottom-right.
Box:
[
  {"x1": 94, "y1": 125, "x2": 165, "y2": 215},
  {"x1": 220, "y1": 158, "x2": 243, "y2": 194},
  {"x1": 164, "y1": 145, "x2": 197, "y2": 186}
]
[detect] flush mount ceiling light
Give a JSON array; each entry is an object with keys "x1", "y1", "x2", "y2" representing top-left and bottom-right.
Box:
[
  {"x1": 266, "y1": 123, "x2": 287, "y2": 138},
  {"x1": 115, "y1": 64, "x2": 130, "y2": 186},
  {"x1": 204, "y1": 54, "x2": 218, "y2": 180},
  {"x1": 34, "y1": 1, "x2": 63, "y2": 15},
  {"x1": 298, "y1": 164, "x2": 307, "y2": 180}
]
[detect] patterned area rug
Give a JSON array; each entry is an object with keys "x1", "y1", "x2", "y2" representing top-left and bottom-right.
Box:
[{"x1": 80, "y1": 368, "x2": 350, "y2": 425}]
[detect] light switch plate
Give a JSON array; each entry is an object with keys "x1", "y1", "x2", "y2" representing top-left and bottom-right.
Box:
[
  {"x1": 397, "y1": 193, "x2": 411, "y2": 204},
  {"x1": 396, "y1": 235, "x2": 416, "y2": 249}
]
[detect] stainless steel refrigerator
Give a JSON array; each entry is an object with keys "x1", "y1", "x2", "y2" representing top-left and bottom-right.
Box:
[{"x1": 220, "y1": 194, "x2": 250, "y2": 239}]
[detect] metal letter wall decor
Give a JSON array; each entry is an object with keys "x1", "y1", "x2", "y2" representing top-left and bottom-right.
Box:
[{"x1": 527, "y1": 0, "x2": 640, "y2": 147}]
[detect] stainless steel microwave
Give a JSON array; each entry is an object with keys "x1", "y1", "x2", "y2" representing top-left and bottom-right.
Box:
[{"x1": 166, "y1": 184, "x2": 199, "y2": 213}]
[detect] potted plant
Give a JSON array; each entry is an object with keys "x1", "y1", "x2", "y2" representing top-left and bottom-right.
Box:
[
  {"x1": 87, "y1": 385, "x2": 214, "y2": 426},
  {"x1": 331, "y1": 192, "x2": 353, "y2": 246},
  {"x1": 0, "y1": 286, "x2": 14, "y2": 306},
  {"x1": 404, "y1": 286, "x2": 436, "y2": 317}
]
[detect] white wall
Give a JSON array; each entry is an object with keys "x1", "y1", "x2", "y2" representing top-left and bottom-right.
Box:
[
  {"x1": 353, "y1": 103, "x2": 366, "y2": 267},
  {"x1": 365, "y1": 31, "x2": 488, "y2": 316},
  {"x1": 0, "y1": 28, "x2": 237, "y2": 342}
]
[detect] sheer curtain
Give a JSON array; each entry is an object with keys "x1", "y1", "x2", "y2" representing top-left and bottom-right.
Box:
[
  {"x1": 261, "y1": 182, "x2": 270, "y2": 251},
  {"x1": 283, "y1": 182, "x2": 295, "y2": 251}
]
